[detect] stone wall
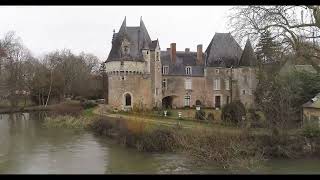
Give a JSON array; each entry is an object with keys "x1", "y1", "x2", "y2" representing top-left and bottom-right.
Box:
[
  {"x1": 163, "y1": 75, "x2": 206, "y2": 108},
  {"x1": 162, "y1": 66, "x2": 256, "y2": 109},
  {"x1": 105, "y1": 61, "x2": 145, "y2": 74},
  {"x1": 303, "y1": 108, "x2": 320, "y2": 126},
  {"x1": 108, "y1": 73, "x2": 152, "y2": 110}
]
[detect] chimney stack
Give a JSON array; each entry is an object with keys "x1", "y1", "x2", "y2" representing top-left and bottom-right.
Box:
[
  {"x1": 197, "y1": 44, "x2": 203, "y2": 65},
  {"x1": 185, "y1": 48, "x2": 190, "y2": 53},
  {"x1": 170, "y1": 43, "x2": 176, "y2": 63},
  {"x1": 167, "y1": 48, "x2": 171, "y2": 54}
]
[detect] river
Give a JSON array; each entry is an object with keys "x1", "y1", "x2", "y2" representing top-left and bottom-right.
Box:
[{"x1": 0, "y1": 112, "x2": 320, "y2": 174}]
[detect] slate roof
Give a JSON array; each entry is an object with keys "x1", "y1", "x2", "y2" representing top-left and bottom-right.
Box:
[
  {"x1": 303, "y1": 93, "x2": 320, "y2": 109},
  {"x1": 106, "y1": 17, "x2": 153, "y2": 62},
  {"x1": 239, "y1": 39, "x2": 257, "y2": 67},
  {"x1": 160, "y1": 51, "x2": 205, "y2": 76},
  {"x1": 205, "y1": 33, "x2": 243, "y2": 67},
  {"x1": 150, "y1": 40, "x2": 159, "y2": 50}
]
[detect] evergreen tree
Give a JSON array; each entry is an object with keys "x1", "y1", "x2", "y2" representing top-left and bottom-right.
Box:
[{"x1": 255, "y1": 30, "x2": 281, "y2": 65}]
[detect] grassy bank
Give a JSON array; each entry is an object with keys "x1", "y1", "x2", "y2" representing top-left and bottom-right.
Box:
[{"x1": 43, "y1": 108, "x2": 320, "y2": 172}]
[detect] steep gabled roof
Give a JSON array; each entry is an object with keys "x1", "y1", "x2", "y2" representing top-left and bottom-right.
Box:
[
  {"x1": 150, "y1": 39, "x2": 159, "y2": 50},
  {"x1": 239, "y1": 39, "x2": 257, "y2": 67},
  {"x1": 205, "y1": 33, "x2": 243, "y2": 67},
  {"x1": 106, "y1": 17, "x2": 152, "y2": 62},
  {"x1": 303, "y1": 93, "x2": 320, "y2": 109}
]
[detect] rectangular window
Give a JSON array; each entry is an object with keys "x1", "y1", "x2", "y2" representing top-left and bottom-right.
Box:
[
  {"x1": 186, "y1": 66, "x2": 192, "y2": 75},
  {"x1": 162, "y1": 78, "x2": 167, "y2": 90},
  {"x1": 184, "y1": 95, "x2": 191, "y2": 107},
  {"x1": 242, "y1": 89, "x2": 246, "y2": 95},
  {"x1": 162, "y1": 66, "x2": 169, "y2": 75},
  {"x1": 214, "y1": 79, "x2": 220, "y2": 90},
  {"x1": 225, "y1": 79, "x2": 230, "y2": 90},
  {"x1": 185, "y1": 78, "x2": 192, "y2": 90},
  {"x1": 156, "y1": 52, "x2": 160, "y2": 61}
]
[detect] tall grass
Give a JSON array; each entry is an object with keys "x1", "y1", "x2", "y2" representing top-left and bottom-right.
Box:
[{"x1": 43, "y1": 115, "x2": 92, "y2": 129}]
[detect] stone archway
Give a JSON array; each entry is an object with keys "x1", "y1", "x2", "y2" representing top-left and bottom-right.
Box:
[
  {"x1": 125, "y1": 93, "x2": 131, "y2": 106},
  {"x1": 162, "y1": 96, "x2": 175, "y2": 109},
  {"x1": 123, "y1": 92, "x2": 133, "y2": 110}
]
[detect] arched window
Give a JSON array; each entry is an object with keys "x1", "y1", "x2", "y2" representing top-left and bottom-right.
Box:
[
  {"x1": 196, "y1": 100, "x2": 202, "y2": 106},
  {"x1": 125, "y1": 93, "x2": 131, "y2": 106}
]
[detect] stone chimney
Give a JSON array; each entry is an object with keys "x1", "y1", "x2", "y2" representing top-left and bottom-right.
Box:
[
  {"x1": 185, "y1": 48, "x2": 190, "y2": 53},
  {"x1": 197, "y1": 44, "x2": 203, "y2": 65},
  {"x1": 170, "y1": 43, "x2": 176, "y2": 63}
]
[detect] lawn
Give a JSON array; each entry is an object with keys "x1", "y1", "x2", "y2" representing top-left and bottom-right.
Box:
[{"x1": 92, "y1": 104, "x2": 257, "y2": 135}]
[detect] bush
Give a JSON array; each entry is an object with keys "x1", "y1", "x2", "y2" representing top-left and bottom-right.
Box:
[
  {"x1": 195, "y1": 109, "x2": 206, "y2": 120},
  {"x1": 81, "y1": 100, "x2": 98, "y2": 109},
  {"x1": 207, "y1": 113, "x2": 215, "y2": 121},
  {"x1": 247, "y1": 109, "x2": 264, "y2": 128},
  {"x1": 221, "y1": 101, "x2": 246, "y2": 124},
  {"x1": 302, "y1": 125, "x2": 320, "y2": 138}
]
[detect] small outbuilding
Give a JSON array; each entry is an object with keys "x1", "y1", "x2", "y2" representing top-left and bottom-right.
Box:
[{"x1": 303, "y1": 93, "x2": 320, "y2": 127}]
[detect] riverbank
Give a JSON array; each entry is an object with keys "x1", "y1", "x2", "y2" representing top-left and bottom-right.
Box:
[
  {"x1": 0, "y1": 100, "x2": 84, "y2": 115},
  {"x1": 42, "y1": 105, "x2": 320, "y2": 172}
]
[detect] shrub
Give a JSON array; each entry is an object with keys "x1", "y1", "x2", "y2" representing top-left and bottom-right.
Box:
[
  {"x1": 81, "y1": 100, "x2": 98, "y2": 109},
  {"x1": 221, "y1": 101, "x2": 246, "y2": 124},
  {"x1": 195, "y1": 109, "x2": 206, "y2": 120},
  {"x1": 207, "y1": 113, "x2": 215, "y2": 121},
  {"x1": 247, "y1": 109, "x2": 264, "y2": 128},
  {"x1": 302, "y1": 125, "x2": 320, "y2": 138},
  {"x1": 89, "y1": 117, "x2": 114, "y2": 136}
]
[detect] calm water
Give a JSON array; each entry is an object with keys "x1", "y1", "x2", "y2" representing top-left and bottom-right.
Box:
[{"x1": 0, "y1": 112, "x2": 320, "y2": 174}]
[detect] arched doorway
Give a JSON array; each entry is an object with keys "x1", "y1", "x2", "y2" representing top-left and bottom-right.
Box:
[
  {"x1": 162, "y1": 96, "x2": 174, "y2": 109},
  {"x1": 125, "y1": 93, "x2": 131, "y2": 106}
]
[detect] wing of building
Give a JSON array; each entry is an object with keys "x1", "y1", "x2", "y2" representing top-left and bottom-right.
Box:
[{"x1": 104, "y1": 17, "x2": 258, "y2": 111}]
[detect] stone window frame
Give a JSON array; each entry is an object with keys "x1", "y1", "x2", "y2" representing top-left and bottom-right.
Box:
[
  {"x1": 225, "y1": 79, "x2": 230, "y2": 90},
  {"x1": 213, "y1": 78, "x2": 221, "y2": 90},
  {"x1": 162, "y1": 65, "x2": 169, "y2": 75},
  {"x1": 185, "y1": 78, "x2": 192, "y2": 90},
  {"x1": 242, "y1": 89, "x2": 246, "y2": 95},
  {"x1": 184, "y1": 95, "x2": 191, "y2": 107},
  {"x1": 213, "y1": 94, "x2": 223, "y2": 109},
  {"x1": 162, "y1": 78, "x2": 167, "y2": 90},
  {"x1": 122, "y1": 92, "x2": 133, "y2": 109},
  {"x1": 185, "y1": 66, "x2": 192, "y2": 75}
]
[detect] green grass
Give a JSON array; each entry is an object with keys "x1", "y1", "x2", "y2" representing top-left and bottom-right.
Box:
[{"x1": 83, "y1": 107, "x2": 95, "y2": 117}]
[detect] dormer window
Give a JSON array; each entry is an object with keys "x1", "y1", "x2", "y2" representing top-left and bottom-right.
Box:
[
  {"x1": 121, "y1": 39, "x2": 130, "y2": 56},
  {"x1": 186, "y1": 66, "x2": 192, "y2": 75},
  {"x1": 162, "y1": 66, "x2": 169, "y2": 75}
]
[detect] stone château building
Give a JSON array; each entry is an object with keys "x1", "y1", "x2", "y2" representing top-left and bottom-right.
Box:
[{"x1": 103, "y1": 17, "x2": 258, "y2": 111}]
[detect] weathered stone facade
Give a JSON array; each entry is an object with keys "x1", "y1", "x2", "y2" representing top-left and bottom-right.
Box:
[{"x1": 104, "y1": 18, "x2": 258, "y2": 110}]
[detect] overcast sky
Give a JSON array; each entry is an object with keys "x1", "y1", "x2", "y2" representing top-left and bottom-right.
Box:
[{"x1": 0, "y1": 6, "x2": 234, "y2": 61}]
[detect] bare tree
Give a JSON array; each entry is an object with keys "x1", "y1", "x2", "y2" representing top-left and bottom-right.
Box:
[{"x1": 228, "y1": 6, "x2": 320, "y2": 73}]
